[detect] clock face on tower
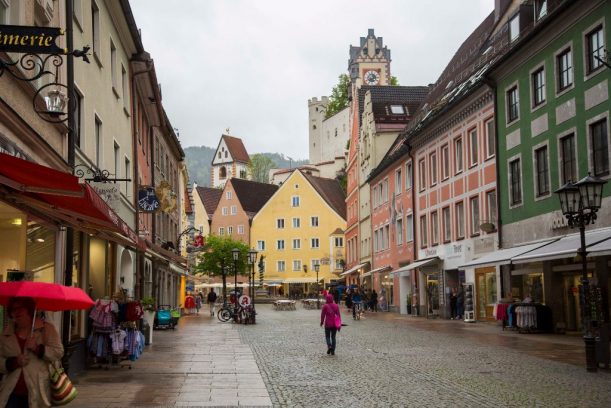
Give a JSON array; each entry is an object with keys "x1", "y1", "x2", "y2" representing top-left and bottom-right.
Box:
[{"x1": 364, "y1": 70, "x2": 381, "y2": 85}]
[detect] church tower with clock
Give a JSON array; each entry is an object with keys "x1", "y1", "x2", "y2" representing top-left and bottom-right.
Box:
[{"x1": 348, "y1": 29, "x2": 391, "y2": 91}]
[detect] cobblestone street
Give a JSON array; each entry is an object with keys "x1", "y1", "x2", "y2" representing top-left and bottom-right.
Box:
[{"x1": 72, "y1": 304, "x2": 611, "y2": 407}]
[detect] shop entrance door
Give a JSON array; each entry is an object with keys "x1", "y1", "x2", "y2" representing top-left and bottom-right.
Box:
[
  {"x1": 475, "y1": 267, "x2": 497, "y2": 320},
  {"x1": 562, "y1": 274, "x2": 582, "y2": 332},
  {"x1": 425, "y1": 274, "x2": 440, "y2": 318}
]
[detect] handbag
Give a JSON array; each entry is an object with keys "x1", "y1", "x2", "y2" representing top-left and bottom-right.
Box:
[
  {"x1": 48, "y1": 361, "x2": 78, "y2": 406},
  {"x1": 334, "y1": 313, "x2": 342, "y2": 330}
]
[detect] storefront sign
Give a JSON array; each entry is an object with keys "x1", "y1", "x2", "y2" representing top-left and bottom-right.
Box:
[
  {"x1": 156, "y1": 180, "x2": 177, "y2": 214},
  {"x1": 138, "y1": 187, "x2": 160, "y2": 212},
  {"x1": 91, "y1": 181, "x2": 120, "y2": 208},
  {"x1": 0, "y1": 25, "x2": 65, "y2": 54}
]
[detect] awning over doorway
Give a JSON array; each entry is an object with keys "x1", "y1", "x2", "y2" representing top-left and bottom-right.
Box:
[
  {"x1": 588, "y1": 237, "x2": 611, "y2": 257},
  {"x1": 0, "y1": 152, "x2": 83, "y2": 196},
  {"x1": 339, "y1": 262, "x2": 367, "y2": 277},
  {"x1": 362, "y1": 265, "x2": 391, "y2": 278},
  {"x1": 392, "y1": 257, "x2": 440, "y2": 274},
  {"x1": 458, "y1": 240, "x2": 556, "y2": 269},
  {"x1": 512, "y1": 228, "x2": 611, "y2": 264},
  {"x1": 283, "y1": 277, "x2": 317, "y2": 284}
]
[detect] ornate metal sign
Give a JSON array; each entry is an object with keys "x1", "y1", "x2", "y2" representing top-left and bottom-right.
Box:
[
  {"x1": 138, "y1": 187, "x2": 160, "y2": 212},
  {"x1": 0, "y1": 25, "x2": 65, "y2": 54}
]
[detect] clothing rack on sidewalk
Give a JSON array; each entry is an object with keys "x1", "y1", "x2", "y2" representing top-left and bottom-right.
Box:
[{"x1": 505, "y1": 302, "x2": 553, "y2": 333}]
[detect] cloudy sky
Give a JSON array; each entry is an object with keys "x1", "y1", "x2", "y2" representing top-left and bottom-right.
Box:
[{"x1": 130, "y1": 0, "x2": 492, "y2": 160}]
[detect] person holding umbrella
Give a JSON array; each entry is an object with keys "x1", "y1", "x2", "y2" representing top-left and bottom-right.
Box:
[{"x1": 0, "y1": 296, "x2": 64, "y2": 407}]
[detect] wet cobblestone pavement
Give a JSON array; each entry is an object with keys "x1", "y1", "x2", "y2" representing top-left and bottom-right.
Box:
[{"x1": 71, "y1": 304, "x2": 611, "y2": 407}]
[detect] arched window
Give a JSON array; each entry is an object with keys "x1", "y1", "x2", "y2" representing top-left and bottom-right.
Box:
[{"x1": 219, "y1": 166, "x2": 227, "y2": 179}]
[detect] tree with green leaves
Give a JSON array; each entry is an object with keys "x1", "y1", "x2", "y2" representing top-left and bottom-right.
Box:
[
  {"x1": 247, "y1": 154, "x2": 276, "y2": 183},
  {"x1": 194, "y1": 235, "x2": 251, "y2": 300},
  {"x1": 325, "y1": 73, "x2": 350, "y2": 119}
]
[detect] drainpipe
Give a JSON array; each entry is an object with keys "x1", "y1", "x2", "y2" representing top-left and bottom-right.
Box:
[{"x1": 405, "y1": 139, "x2": 419, "y2": 313}]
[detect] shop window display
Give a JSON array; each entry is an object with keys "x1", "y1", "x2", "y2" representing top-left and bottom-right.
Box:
[{"x1": 511, "y1": 273, "x2": 544, "y2": 303}]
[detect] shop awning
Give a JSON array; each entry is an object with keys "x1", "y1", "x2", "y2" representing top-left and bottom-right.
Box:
[
  {"x1": 339, "y1": 262, "x2": 368, "y2": 277},
  {"x1": 0, "y1": 152, "x2": 83, "y2": 196},
  {"x1": 362, "y1": 265, "x2": 392, "y2": 278},
  {"x1": 459, "y1": 240, "x2": 557, "y2": 269},
  {"x1": 283, "y1": 277, "x2": 317, "y2": 284},
  {"x1": 392, "y1": 257, "x2": 440, "y2": 274},
  {"x1": 588, "y1": 237, "x2": 611, "y2": 257},
  {"x1": 512, "y1": 228, "x2": 611, "y2": 264}
]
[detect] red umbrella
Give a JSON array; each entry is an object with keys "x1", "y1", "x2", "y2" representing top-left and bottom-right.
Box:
[{"x1": 0, "y1": 281, "x2": 94, "y2": 311}]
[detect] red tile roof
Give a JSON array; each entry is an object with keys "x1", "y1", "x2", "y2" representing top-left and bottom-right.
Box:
[
  {"x1": 230, "y1": 178, "x2": 278, "y2": 216},
  {"x1": 196, "y1": 186, "x2": 222, "y2": 217},
  {"x1": 301, "y1": 170, "x2": 346, "y2": 220},
  {"x1": 222, "y1": 135, "x2": 250, "y2": 163}
]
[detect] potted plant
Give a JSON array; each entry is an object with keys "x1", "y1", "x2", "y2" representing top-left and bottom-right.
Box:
[
  {"x1": 141, "y1": 297, "x2": 156, "y2": 344},
  {"x1": 141, "y1": 296, "x2": 156, "y2": 312}
]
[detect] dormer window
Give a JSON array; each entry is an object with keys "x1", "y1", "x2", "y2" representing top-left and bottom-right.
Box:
[
  {"x1": 535, "y1": 0, "x2": 547, "y2": 21},
  {"x1": 509, "y1": 14, "x2": 520, "y2": 42},
  {"x1": 390, "y1": 105, "x2": 405, "y2": 115}
]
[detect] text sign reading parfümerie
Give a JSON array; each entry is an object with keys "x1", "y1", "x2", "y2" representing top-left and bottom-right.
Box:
[{"x1": 0, "y1": 25, "x2": 64, "y2": 54}]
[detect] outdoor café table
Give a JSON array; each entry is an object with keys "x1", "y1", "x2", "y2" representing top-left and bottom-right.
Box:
[
  {"x1": 273, "y1": 300, "x2": 296, "y2": 311},
  {"x1": 302, "y1": 299, "x2": 320, "y2": 309}
]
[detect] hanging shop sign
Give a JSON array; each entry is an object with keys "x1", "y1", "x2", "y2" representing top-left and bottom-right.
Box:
[
  {"x1": 91, "y1": 181, "x2": 120, "y2": 209},
  {"x1": 138, "y1": 187, "x2": 160, "y2": 212},
  {"x1": 155, "y1": 180, "x2": 177, "y2": 213},
  {"x1": 0, "y1": 25, "x2": 65, "y2": 54},
  {"x1": 193, "y1": 234, "x2": 204, "y2": 248}
]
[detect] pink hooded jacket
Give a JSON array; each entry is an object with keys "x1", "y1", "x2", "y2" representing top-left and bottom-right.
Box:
[{"x1": 320, "y1": 294, "x2": 341, "y2": 328}]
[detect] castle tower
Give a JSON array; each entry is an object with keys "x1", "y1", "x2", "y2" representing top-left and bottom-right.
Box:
[{"x1": 308, "y1": 96, "x2": 328, "y2": 164}]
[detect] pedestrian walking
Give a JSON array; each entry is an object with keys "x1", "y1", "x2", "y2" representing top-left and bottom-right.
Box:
[
  {"x1": 370, "y1": 289, "x2": 378, "y2": 312},
  {"x1": 456, "y1": 285, "x2": 464, "y2": 320},
  {"x1": 450, "y1": 288, "x2": 457, "y2": 319},
  {"x1": 195, "y1": 294, "x2": 202, "y2": 315},
  {"x1": 320, "y1": 294, "x2": 341, "y2": 355},
  {"x1": 0, "y1": 297, "x2": 64, "y2": 407},
  {"x1": 207, "y1": 288, "x2": 217, "y2": 317}
]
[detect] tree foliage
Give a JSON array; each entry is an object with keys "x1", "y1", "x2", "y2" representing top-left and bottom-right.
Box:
[
  {"x1": 247, "y1": 154, "x2": 276, "y2": 183},
  {"x1": 194, "y1": 235, "x2": 251, "y2": 278},
  {"x1": 325, "y1": 74, "x2": 350, "y2": 119},
  {"x1": 391, "y1": 76, "x2": 399, "y2": 86}
]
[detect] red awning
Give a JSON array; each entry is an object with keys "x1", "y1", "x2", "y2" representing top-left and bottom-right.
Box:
[{"x1": 0, "y1": 152, "x2": 83, "y2": 196}]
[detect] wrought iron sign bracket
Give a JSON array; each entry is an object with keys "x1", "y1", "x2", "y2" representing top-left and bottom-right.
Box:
[{"x1": 74, "y1": 164, "x2": 131, "y2": 184}]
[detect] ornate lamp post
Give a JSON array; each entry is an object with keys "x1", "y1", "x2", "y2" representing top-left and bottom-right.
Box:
[
  {"x1": 314, "y1": 263, "x2": 321, "y2": 309},
  {"x1": 232, "y1": 248, "x2": 240, "y2": 317},
  {"x1": 248, "y1": 249, "x2": 258, "y2": 323},
  {"x1": 555, "y1": 174, "x2": 607, "y2": 372}
]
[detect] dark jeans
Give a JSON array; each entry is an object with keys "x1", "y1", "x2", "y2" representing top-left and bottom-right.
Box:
[
  {"x1": 7, "y1": 394, "x2": 28, "y2": 408},
  {"x1": 324, "y1": 327, "x2": 337, "y2": 350}
]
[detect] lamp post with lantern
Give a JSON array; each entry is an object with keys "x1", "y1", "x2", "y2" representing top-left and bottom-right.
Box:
[
  {"x1": 248, "y1": 248, "x2": 258, "y2": 323},
  {"x1": 231, "y1": 248, "x2": 240, "y2": 318},
  {"x1": 314, "y1": 263, "x2": 321, "y2": 309},
  {"x1": 555, "y1": 173, "x2": 607, "y2": 372}
]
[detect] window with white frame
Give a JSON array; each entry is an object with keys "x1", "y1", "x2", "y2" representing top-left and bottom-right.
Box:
[
  {"x1": 486, "y1": 190, "x2": 497, "y2": 225},
  {"x1": 227, "y1": 226, "x2": 233, "y2": 235},
  {"x1": 277, "y1": 260, "x2": 285, "y2": 272},
  {"x1": 311, "y1": 216, "x2": 319, "y2": 227},
  {"x1": 454, "y1": 137, "x2": 463, "y2": 174},
  {"x1": 374, "y1": 229, "x2": 379, "y2": 252},
  {"x1": 277, "y1": 240, "x2": 285, "y2": 250},
  {"x1": 586, "y1": 24, "x2": 604, "y2": 75},
  {"x1": 406, "y1": 161, "x2": 413, "y2": 190},
  {"x1": 406, "y1": 214, "x2": 414, "y2": 242},
  {"x1": 590, "y1": 119, "x2": 609, "y2": 177},
  {"x1": 470, "y1": 196, "x2": 480, "y2": 236},
  {"x1": 535, "y1": 145, "x2": 550, "y2": 197},
  {"x1": 292, "y1": 196, "x2": 300, "y2": 207},
  {"x1": 441, "y1": 145, "x2": 449, "y2": 179},
  {"x1": 455, "y1": 201, "x2": 465, "y2": 239},
  {"x1": 292, "y1": 239, "x2": 301, "y2": 249},
  {"x1": 226, "y1": 191, "x2": 232, "y2": 199},
  {"x1": 420, "y1": 216, "x2": 428, "y2": 248},
  {"x1": 92, "y1": 1, "x2": 100, "y2": 58},
  {"x1": 430, "y1": 153, "x2": 438, "y2": 185},
  {"x1": 384, "y1": 225, "x2": 390, "y2": 250},
  {"x1": 532, "y1": 67, "x2": 546, "y2": 107},
  {"x1": 311, "y1": 238, "x2": 320, "y2": 248},
  {"x1": 110, "y1": 40, "x2": 117, "y2": 91},
  {"x1": 556, "y1": 47, "x2": 573, "y2": 91},
  {"x1": 277, "y1": 218, "x2": 285, "y2": 229},
  {"x1": 431, "y1": 211, "x2": 439, "y2": 245},
  {"x1": 395, "y1": 168, "x2": 402, "y2": 194},
  {"x1": 507, "y1": 86, "x2": 519, "y2": 122},
  {"x1": 419, "y1": 159, "x2": 426, "y2": 191},
  {"x1": 396, "y1": 217, "x2": 403, "y2": 245},
  {"x1": 292, "y1": 217, "x2": 300, "y2": 228},
  {"x1": 334, "y1": 237, "x2": 344, "y2": 247},
  {"x1": 312, "y1": 259, "x2": 320, "y2": 270},
  {"x1": 535, "y1": 0, "x2": 548, "y2": 21},
  {"x1": 469, "y1": 128, "x2": 478, "y2": 166},
  {"x1": 383, "y1": 179, "x2": 388, "y2": 202},
  {"x1": 237, "y1": 225, "x2": 244, "y2": 235},
  {"x1": 509, "y1": 158, "x2": 523, "y2": 206},
  {"x1": 231, "y1": 205, "x2": 237, "y2": 215},
  {"x1": 485, "y1": 119, "x2": 495, "y2": 158},
  {"x1": 121, "y1": 66, "x2": 128, "y2": 109},
  {"x1": 559, "y1": 133, "x2": 577, "y2": 184},
  {"x1": 257, "y1": 240, "x2": 265, "y2": 251},
  {"x1": 509, "y1": 13, "x2": 520, "y2": 42},
  {"x1": 219, "y1": 227, "x2": 225, "y2": 236},
  {"x1": 292, "y1": 260, "x2": 302, "y2": 272},
  {"x1": 442, "y1": 207, "x2": 451, "y2": 242},
  {"x1": 222, "y1": 207, "x2": 228, "y2": 216}
]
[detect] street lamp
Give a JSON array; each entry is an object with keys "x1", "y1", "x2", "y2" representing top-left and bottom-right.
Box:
[
  {"x1": 314, "y1": 263, "x2": 321, "y2": 309},
  {"x1": 555, "y1": 173, "x2": 607, "y2": 372},
  {"x1": 248, "y1": 249, "x2": 258, "y2": 323},
  {"x1": 232, "y1": 249, "x2": 240, "y2": 314},
  {"x1": 303, "y1": 264, "x2": 308, "y2": 299}
]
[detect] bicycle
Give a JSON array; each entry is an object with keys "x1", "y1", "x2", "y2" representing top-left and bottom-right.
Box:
[
  {"x1": 352, "y1": 301, "x2": 364, "y2": 320},
  {"x1": 217, "y1": 303, "x2": 233, "y2": 322}
]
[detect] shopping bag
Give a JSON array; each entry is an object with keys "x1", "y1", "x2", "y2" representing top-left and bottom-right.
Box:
[
  {"x1": 334, "y1": 313, "x2": 342, "y2": 330},
  {"x1": 48, "y1": 360, "x2": 78, "y2": 406}
]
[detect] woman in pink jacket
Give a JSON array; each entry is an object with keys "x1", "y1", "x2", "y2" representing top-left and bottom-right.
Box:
[{"x1": 320, "y1": 294, "x2": 341, "y2": 355}]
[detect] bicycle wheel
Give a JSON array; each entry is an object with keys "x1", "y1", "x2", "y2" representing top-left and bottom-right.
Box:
[{"x1": 217, "y1": 308, "x2": 232, "y2": 322}]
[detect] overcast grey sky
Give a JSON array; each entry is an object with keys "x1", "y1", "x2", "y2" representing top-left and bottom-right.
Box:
[{"x1": 130, "y1": 0, "x2": 492, "y2": 160}]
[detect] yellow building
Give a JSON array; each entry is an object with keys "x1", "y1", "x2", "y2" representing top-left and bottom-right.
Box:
[{"x1": 251, "y1": 170, "x2": 346, "y2": 297}]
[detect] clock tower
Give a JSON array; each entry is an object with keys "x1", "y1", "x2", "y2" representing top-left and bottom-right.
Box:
[{"x1": 348, "y1": 29, "x2": 391, "y2": 92}]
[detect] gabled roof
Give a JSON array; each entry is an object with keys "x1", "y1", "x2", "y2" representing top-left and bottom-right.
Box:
[
  {"x1": 196, "y1": 186, "x2": 222, "y2": 217},
  {"x1": 231, "y1": 178, "x2": 278, "y2": 215},
  {"x1": 301, "y1": 170, "x2": 346, "y2": 220},
  {"x1": 358, "y1": 86, "x2": 429, "y2": 127},
  {"x1": 221, "y1": 135, "x2": 250, "y2": 163}
]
